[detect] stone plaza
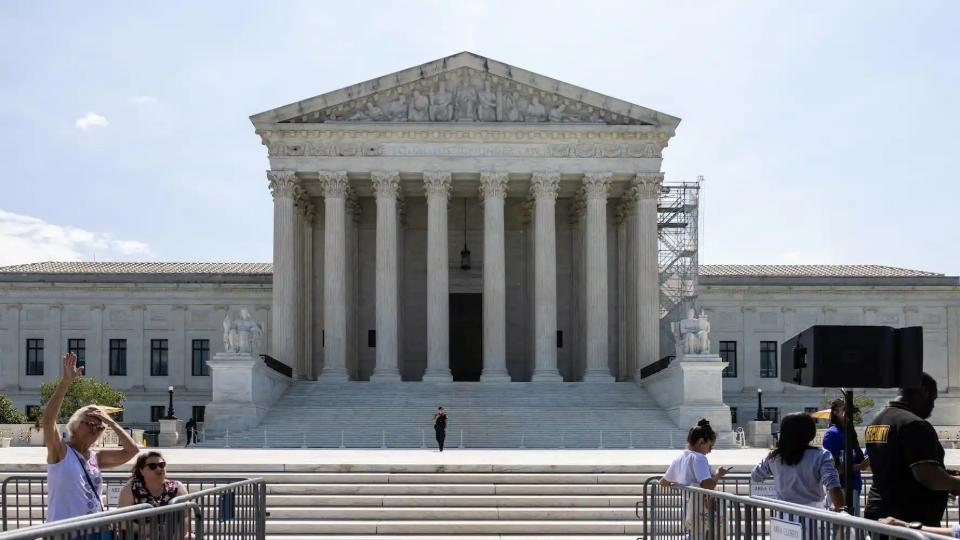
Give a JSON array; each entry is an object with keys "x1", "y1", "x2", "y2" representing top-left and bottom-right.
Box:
[{"x1": 2, "y1": 52, "x2": 960, "y2": 441}]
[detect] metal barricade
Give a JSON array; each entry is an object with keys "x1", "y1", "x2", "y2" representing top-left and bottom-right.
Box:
[
  {"x1": 0, "y1": 501, "x2": 200, "y2": 540},
  {"x1": 641, "y1": 473, "x2": 958, "y2": 540},
  {"x1": 2, "y1": 475, "x2": 244, "y2": 531},
  {"x1": 672, "y1": 483, "x2": 936, "y2": 540},
  {"x1": 171, "y1": 478, "x2": 267, "y2": 540}
]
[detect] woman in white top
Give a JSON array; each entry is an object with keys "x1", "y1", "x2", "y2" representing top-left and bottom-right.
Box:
[
  {"x1": 43, "y1": 352, "x2": 141, "y2": 522},
  {"x1": 661, "y1": 419, "x2": 731, "y2": 490},
  {"x1": 661, "y1": 420, "x2": 731, "y2": 538}
]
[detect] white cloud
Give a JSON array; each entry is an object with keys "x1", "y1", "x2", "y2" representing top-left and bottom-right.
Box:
[
  {"x1": 0, "y1": 210, "x2": 154, "y2": 266},
  {"x1": 127, "y1": 96, "x2": 158, "y2": 104},
  {"x1": 75, "y1": 112, "x2": 108, "y2": 130}
]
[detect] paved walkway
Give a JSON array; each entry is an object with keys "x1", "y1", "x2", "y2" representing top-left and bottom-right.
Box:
[{"x1": 3, "y1": 447, "x2": 960, "y2": 473}]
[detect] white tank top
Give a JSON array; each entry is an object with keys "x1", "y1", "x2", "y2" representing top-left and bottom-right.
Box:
[{"x1": 47, "y1": 446, "x2": 103, "y2": 522}]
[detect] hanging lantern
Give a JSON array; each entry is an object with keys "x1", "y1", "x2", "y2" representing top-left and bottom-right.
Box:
[{"x1": 460, "y1": 198, "x2": 471, "y2": 270}]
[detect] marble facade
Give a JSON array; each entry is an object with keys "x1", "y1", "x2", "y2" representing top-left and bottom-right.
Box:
[{"x1": 253, "y1": 52, "x2": 675, "y2": 385}]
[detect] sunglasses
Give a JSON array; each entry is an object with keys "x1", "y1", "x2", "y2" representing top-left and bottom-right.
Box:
[
  {"x1": 144, "y1": 462, "x2": 167, "y2": 471},
  {"x1": 81, "y1": 420, "x2": 105, "y2": 431}
]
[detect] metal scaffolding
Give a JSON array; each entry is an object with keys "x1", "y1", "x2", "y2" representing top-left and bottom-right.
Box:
[{"x1": 658, "y1": 177, "x2": 702, "y2": 329}]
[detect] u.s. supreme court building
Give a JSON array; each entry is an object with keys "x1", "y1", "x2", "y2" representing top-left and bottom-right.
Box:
[{"x1": 2, "y1": 52, "x2": 960, "y2": 440}]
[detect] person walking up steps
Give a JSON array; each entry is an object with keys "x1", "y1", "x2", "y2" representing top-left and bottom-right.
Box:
[{"x1": 433, "y1": 407, "x2": 448, "y2": 452}]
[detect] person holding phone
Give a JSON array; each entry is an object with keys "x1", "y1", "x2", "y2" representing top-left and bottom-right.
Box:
[{"x1": 660, "y1": 419, "x2": 730, "y2": 538}]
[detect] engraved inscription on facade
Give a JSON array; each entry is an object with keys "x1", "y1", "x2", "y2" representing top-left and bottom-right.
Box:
[
  {"x1": 26, "y1": 309, "x2": 44, "y2": 322},
  {"x1": 759, "y1": 312, "x2": 777, "y2": 324},
  {"x1": 191, "y1": 310, "x2": 210, "y2": 324},
  {"x1": 270, "y1": 141, "x2": 664, "y2": 159},
  {"x1": 109, "y1": 310, "x2": 129, "y2": 323},
  {"x1": 150, "y1": 310, "x2": 169, "y2": 322}
]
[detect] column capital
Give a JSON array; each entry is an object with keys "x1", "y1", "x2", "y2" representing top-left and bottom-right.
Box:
[
  {"x1": 319, "y1": 171, "x2": 350, "y2": 199},
  {"x1": 530, "y1": 172, "x2": 560, "y2": 201},
  {"x1": 372, "y1": 171, "x2": 401, "y2": 199},
  {"x1": 267, "y1": 170, "x2": 300, "y2": 200},
  {"x1": 582, "y1": 173, "x2": 612, "y2": 200},
  {"x1": 479, "y1": 172, "x2": 509, "y2": 200},
  {"x1": 632, "y1": 172, "x2": 664, "y2": 200},
  {"x1": 423, "y1": 172, "x2": 452, "y2": 200},
  {"x1": 863, "y1": 306, "x2": 879, "y2": 313},
  {"x1": 49, "y1": 303, "x2": 63, "y2": 311},
  {"x1": 5, "y1": 303, "x2": 21, "y2": 310},
  {"x1": 173, "y1": 305, "x2": 188, "y2": 311}
]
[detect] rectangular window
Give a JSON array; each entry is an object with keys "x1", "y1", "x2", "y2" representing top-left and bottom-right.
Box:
[
  {"x1": 110, "y1": 339, "x2": 127, "y2": 376},
  {"x1": 26, "y1": 339, "x2": 44, "y2": 376},
  {"x1": 764, "y1": 407, "x2": 781, "y2": 423},
  {"x1": 150, "y1": 406, "x2": 166, "y2": 422},
  {"x1": 112, "y1": 410, "x2": 124, "y2": 423},
  {"x1": 192, "y1": 406, "x2": 206, "y2": 423},
  {"x1": 720, "y1": 341, "x2": 737, "y2": 378},
  {"x1": 150, "y1": 339, "x2": 169, "y2": 377},
  {"x1": 730, "y1": 407, "x2": 738, "y2": 424},
  {"x1": 368, "y1": 330, "x2": 376, "y2": 348},
  {"x1": 25, "y1": 405, "x2": 41, "y2": 421},
  {"x1": 557, "y1": 330, "x2": 563, "y2": 348},
  {"x1": 760, "y1": 341, "x2": 778, "y2": 378},
  {"x1": 68, "y1": 339, "x2": 86, "y2": 371},
  {"x1": 804, "y1": 407, "x2": 818, "y2": 414},
  {"x1": 192, "y1": 339, "x2": 210, "y2": 376}
]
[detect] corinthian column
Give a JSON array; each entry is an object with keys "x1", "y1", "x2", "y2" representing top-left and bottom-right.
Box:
[
  {"x1": 422, "y1": 172, "x2": 453, "y2": 382},
  {"x1": 318, "y1": 171, "x2": 350, "y2": 380},
  {"x1": 582, "y1": 172, "x2": 613, "y2": 382},
  {"x1": 530, "y1": 173, "x2": 562, "y2": 382},
  {"x1": 634, "y1": 172, "x2": 663, "y2": 373},
  {"x1": 479, "y1": 172, "x2": 511, "y2": 383},
  {"x1": 371, "y1": 171, "x2": 401, "y2": 381},
  {"x1": 267, "y1": 170, "x2": 300, "y2": 373},
  {"x1": 293, "y1": 195, "x2": 307, "y2": 379},
  {"x1": 302, "y1": 202, "x2": 316, "y2": 380}
]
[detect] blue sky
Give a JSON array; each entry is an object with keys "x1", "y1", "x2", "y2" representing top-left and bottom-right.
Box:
[{"x1": 1, "y1": 1, "x2": 957, "y2": 274}]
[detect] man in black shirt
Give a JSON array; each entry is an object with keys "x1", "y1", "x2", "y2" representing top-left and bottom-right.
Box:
[
  {"x1": 433, "y1": 407, "x2": 448, "y2": 452},
  {"x1": 865, "y1": 372, "x2": 960, "y2": 527}
]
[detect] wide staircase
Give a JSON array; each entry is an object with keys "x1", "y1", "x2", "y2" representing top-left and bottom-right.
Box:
[{"x1": 197, "y1": 382, "x2": 690, "y2": 449}]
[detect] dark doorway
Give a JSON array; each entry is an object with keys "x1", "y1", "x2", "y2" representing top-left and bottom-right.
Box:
[{"x1": 450, "y1": 293, "x2": 483, "y2": 382}]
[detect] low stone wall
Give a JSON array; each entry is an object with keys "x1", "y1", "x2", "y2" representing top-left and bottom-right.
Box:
[{"x1": 0, "y1": 424, "x2": 145, "y2": 448}]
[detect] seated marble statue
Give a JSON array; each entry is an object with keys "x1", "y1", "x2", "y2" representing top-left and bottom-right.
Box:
[
  {"x1": 223, "y1": 309, "x2": 264, "y2": 355},
  {"x1": 671, "y1": 309, "x2": 711, "y2": 357}
]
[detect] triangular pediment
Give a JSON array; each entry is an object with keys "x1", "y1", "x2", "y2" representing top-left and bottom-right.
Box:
[{"x1": 250, "y1": 52, "x2": 680, "y2": 129}]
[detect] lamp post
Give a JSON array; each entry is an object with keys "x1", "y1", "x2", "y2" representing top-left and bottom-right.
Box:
[
  {"x1": 755, "y1": 388, "x2": 765, "y2": 421},
  {"x1": 166, "y1": 386, "x2": 177, "y2": 420}
]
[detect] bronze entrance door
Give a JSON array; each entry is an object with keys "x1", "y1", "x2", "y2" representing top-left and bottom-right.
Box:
[{"x1": 449, "y1": 293, "x2": 482, "y2": 382}]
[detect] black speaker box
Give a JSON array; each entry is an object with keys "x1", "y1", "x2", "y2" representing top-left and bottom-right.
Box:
[{"x1": 780, "y1": 325, "x2": 923, "y2": 389}]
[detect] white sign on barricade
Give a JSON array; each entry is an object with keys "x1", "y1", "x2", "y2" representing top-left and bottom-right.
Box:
[
  {"x1": 107, "y1": 484, "x2": 124, "y2": 506},
  {"x1": 770, "y1": 517, "x2": 803, "y2": 540},
  {"x1": 750, "y1": 481, "x2": 779, "y2": 500}
]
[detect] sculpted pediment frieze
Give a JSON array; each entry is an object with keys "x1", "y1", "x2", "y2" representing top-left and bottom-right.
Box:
[
  {"x1": 250, "y1": 53, "x2": 681, "y2": 129},
  {"x1": 314, "y1": 68, "x2": 613, "y2": 125}
]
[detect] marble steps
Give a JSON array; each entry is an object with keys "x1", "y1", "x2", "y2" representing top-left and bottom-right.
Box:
[
  {"x1": 261, "y1": 520, "x2": 647, "y2": 536},
  {"x1": 264, "y1": 536, "x2": 644, "y2": 540}
]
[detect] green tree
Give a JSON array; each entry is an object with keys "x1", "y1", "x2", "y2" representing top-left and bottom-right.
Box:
[
  {"x1": 40, "y1": 377, "x2": 125, "y2": 424},
  {"x1": 0, "y1": 394, "x2": 28, "y2": 424},
  {"x1": 821, "y1": 391, "x2": 876, "y2": 425}
]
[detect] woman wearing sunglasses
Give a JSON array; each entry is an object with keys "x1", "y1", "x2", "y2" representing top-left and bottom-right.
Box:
[
  {"x1": 118, "y1": 452, "x2": 187, "y2": 509},
  {"x1": 118, "y1": 451, "x2": 190, "y2": 540},
  {"x1": 43, "y1": 352, "x2": 141, "y2": 522}
]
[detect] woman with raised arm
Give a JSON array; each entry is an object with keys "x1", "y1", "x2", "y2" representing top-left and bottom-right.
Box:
[{"x1": 43, "y1": 352, "x2": 141, "y2": 522}]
